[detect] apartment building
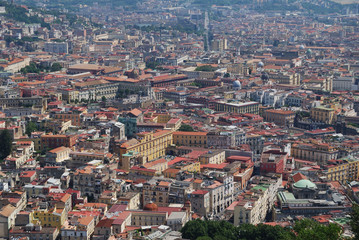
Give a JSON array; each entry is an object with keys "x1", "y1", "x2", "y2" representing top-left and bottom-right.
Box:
[
  {"x1": 260, "y1": 149, "x2": 288, "y2": 174},
  {"x1": 31, "y1": 207, "x2": 66, "y2": 229},
  {"x1": 263, "y1": 109, "x2": 295, "y2": 127},
  {"x1": 207, "y1": 131, "x2": 236, "y2": 149},
  {"x1": 142, "y1": 181, "x2": 171, "y2": 207},
  {"x1": 41, "y1": 134, "x2": 77, "y2": 150},
  {"x1": 44, "y1": 146, "x2": 71, "y2": 164},
  {"x1": 215, "y1": 101, "x2": 260, "y2": 114},
  {"x1": 269, "y1": 72, "x2": 300, "y2": 85},
  {"x1": 117, "y1": 130, "x2": 172, "y2": 163},
  {"x1": 44, "y1": 42, "x2": 69, "y2": 54},
  {"x1": 61, "y1": 215, "x2": 95, "y2": 240},
  {"x1": 10, "y1": 226, "x2": 59, "y2": 240},
  {"x1": 234, "y1": 174, "x2": 282, "y2": 225},
  {"x1": 291, "y1": 142, "x2": 338, "y2": 166},
  {"x1": 310, "y1": 106, "x2": 336, "y2": 124},
  {"x1": 0, "y1": 56, "x2": 31, "y2": 73},
  {"x1": 72, "y1": 165, "x2": 113, "y2": 200},
  {"x1": 173, "y1": 131, "x2": 208, "y2": 148},
  {"x1": 199, "y1": 150, "x2": 226, "y2": 165},
  {"x1": 51, "y1": 107, "x2": 87, "y2": 126},
  {"x1": 190, "y1": 190, "x2": 210, "y2": 217},
  {"x1": 0, "y1": 97, "x2": 47, "y2": 110},
  {"x1": 74, "y1": 80, "x2": 119, "y2": 101},
  {"x1": 324, "y1": 157, "x2": 359, "y2": 182}
]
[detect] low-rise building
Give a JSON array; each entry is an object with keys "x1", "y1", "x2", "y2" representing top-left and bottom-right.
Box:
[
  {"x1": 41, "y1": 134, "x2": 77, "y2": 150},
  {"x1": 10, "y1": 225, "x2": 59, "y2": 240},
  {"x1": 310, "y1": 106, "x2": 336, "y2": 124},
  {"x1": 117, "y1": 130, "x2": 172, "y2": 163},
  {"x1": 173, "y1": 131, "x2": 208, "y2": 148},
  {"x1": 264, "y1": 109, "x2": 295, "y2": 127},
  {"x1": 215, "y1": 101, "x2": 260, "y2": 115},
  {"x1": 31, "y1": 207, "x2": 66, "y2": 229},
  {"x1": 323, "y1": 157, "x2": 359, "y2": 182},
  {"x1": 199, "y1": 150, "x2": 226, "y2": 165},
  {"x1": 234, "y1": 175, "x2": 282, "y2": 225},
  {"x1": 45, "y1": 146, "x2": 71, "y2": 164},
  {"x1": 190, "y1": 190, "x2": 210, "y2": 217}
]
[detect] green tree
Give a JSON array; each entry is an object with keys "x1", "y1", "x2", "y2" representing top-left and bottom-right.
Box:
[
  {"x1": 50, "y1": 62, "x2": 62, "y2": 72},
  {"x1": 25, "y1": 121, "x2": 37, "y2": 136},
  {"x1": 294, "y1": 219, "x2": 341, "y2": 240},
  {"x1": 181, "y1": 219, "x2": 208, "y2": 240},
  {"x1": 146, "y1": 61, "x2": 160, "y2": 69},
  {"x1": 191, "y1": 82, "x2": 203, "y2": 88},
  {"x1": 102, "y1": 96, "x2": 107, "y2": 102},
  {"x1": 350, "y1": 203, "x2": 359, "y2": 240},
  {"x1": 0, "y1": 129, "x2": 13, "y2": 160},
  {"x1": 179, "y1": 124, "x2": 194, "y2": 132},
  {"x1": 237, "y1": 223, "x2": 295, "y2": 240},
  {"x1": 207, "y1": 221, "x2": 237, "y2": 240},
  {"x1": 195, "y1": 65, "x2": 217, "y2": 72},
  {"x1": 224, "y1": 73, "x2": 230, "y2": 78},
  {"x1": 181, "y1": 219, "x2": 341, "y2": 240},
  {"x1": 196, "y1": 237, "x2": 212, "y2": 240}
]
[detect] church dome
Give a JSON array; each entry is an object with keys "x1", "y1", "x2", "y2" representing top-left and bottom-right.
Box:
[
  {"x1": 293, "y1": 179, "x2": 317, "y2": 189},
  {"x1": 144, "y1": 201, "x2": 158, "y2": 211},
  {"x1": 233, "y1": 80, "x2": 241, "y2": 88}
]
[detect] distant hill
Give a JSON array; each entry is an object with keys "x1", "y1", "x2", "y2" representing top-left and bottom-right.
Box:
[
  {"x1": 330, "y1": 0, "x2": 359, "y2": 4},
  {"x1": 17, "y1": 0, "x2": 140, "y2": 8}
]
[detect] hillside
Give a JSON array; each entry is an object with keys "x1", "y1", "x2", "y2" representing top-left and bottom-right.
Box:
[{"x1": 0, "y1": 1, "x2": 49, "y2": 28}]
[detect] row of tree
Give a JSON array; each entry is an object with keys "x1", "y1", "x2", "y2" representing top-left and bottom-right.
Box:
[
  {"x1": 0, "y1": 129, "x2": 12, "y2": 161},
  {"x1": 181, "y1": 214, "x2": 359, "y2": 240},
  {"x1": 20, "y1": 62, "x2": 62, "y2": 74},
  {"x1": 195, "y1": 65, "x2": 218, "y2": 72}
]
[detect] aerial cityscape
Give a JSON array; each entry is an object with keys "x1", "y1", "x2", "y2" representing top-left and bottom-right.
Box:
[{"x1": 0, "y1": 0, "x2": 359, "y2": 239}]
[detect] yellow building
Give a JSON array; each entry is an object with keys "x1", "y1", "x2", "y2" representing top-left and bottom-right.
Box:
[
  {"x1": 143, "y1": 181, "x2": 170, "y2": 207},
  {"x1": 325, "y1": 157, "x2": 359, "y2": 182},
  {"x1": 173, "y1": 131, "x2": 208, "y2": 148},
  {"x1": 166, "y1": 118, "x2": 182, "y2": 131},
  {"x1": 99, "y1": 191, "x2": 117, "y2": 206},
  {"x1": 154, "y1": 113, "x2": 172, "y2": 123},
  {"x1": 117, "y1": 130, "x2": 172, "y2": 163},
  {"x1": 53, "y1": 112, "x2": 83, "y2": 126},
  {"x1": 310, "y1": 106, "x2": 336, "y2": 124},
  {"x1": 143, "y1": 158, "x2": 168, "y2": 174},
  {"x1": 31, "y1": 207, "x2": 66, "y2": 229},
  {"x1": 179, "y1": 161, "x2": 200, "y2": 172},
  {"x1": 291, "y1": 142, "x2": 338, "y2": 166},
  {"x1": 215, "y1": 101, "x2": 260, "y2": 114},
  {"x1": 199, "y1": 150, "x2": 226, "y2": 165},
  {"x1": 223, "y1": 92, "x2": 234, "y2": 99},
  {"x1": 117, "y1": 192, "x2": 141, "y2": 210},
  {"x1": 169, "y1": 157, "x2": 201, "y2": 173},
  {"x1": 163, "y1": 168, "x2": 180, "y2": 179},
  {"x1": 227, "y1": 63, "x2": 245, "y2": 75}
]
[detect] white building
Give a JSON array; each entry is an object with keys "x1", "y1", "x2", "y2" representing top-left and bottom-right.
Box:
[
  {"x1": 44, "y1": 42, "x2": 69, "y2": 54},
  {"x1": 333, "y1": 76, "x2": 354, "y2": 91}
]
